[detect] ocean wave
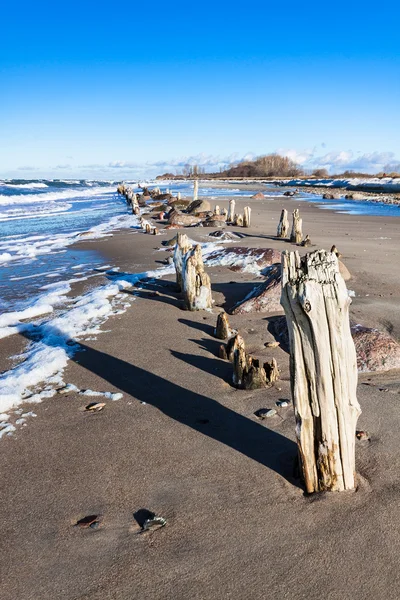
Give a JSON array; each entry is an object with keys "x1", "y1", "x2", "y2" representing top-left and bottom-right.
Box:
[
  {"x1": 0, "y1": 185, "x2": 116, "y2": 207},
  {"x1": 4, "y1": 182, "x2": 49, "y2": 189}
]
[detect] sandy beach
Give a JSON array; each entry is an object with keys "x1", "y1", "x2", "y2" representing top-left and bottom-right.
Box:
[{"x1": 2, "y1": 189, "x2": 400, "y2": 599}]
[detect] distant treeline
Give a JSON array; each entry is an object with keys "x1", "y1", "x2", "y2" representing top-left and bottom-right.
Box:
[{"x1": 156, "y1": 153, "x2": 400, "y2": 180}]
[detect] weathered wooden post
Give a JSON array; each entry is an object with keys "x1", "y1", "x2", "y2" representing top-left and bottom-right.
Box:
[
  {"x1": 281, "y1": 249, "x2": 361, "y2": 493},
  {"x1": 243, "y1": 206, "x2": 251, "y2": 228},
  {"x1": 214, "y1": 312, "x2": 232, "y2": 340},
  {"x1": 177, "y1": 191, "x2": 181, "y2": 200},
  {"x1": 290, "y1": 209, "x2": 303, "y2": 244},
  {"x1": 228, "y1": 199, "x2": 235, "y2": 222},
  {"x1": 173, "y1": 232, "x2": 192, "y2": 292},
  {"x1": 215, "y1": 205, "x2": 221, "y2": 215},
  {"x1": 221, "y1": 207, "x2": 228, "y2": 219},
  {"x1": 277, "y1": 209, "x2": 289, "y2": 238},
  {"x1": 193, "y1": 180, "x2": 199, "y2": 202},
  {"x1": 182, "y1": 245, "x2": 213, "y2": 310},
  {"x1": 233, "y1": 214, "x2": 243, "y2": 227}
]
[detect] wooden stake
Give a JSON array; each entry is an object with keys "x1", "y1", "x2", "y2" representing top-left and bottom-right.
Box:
[
  {"x1": 182, "y1": 245, "x2": 213, "y2": 310},
  {"x1": 281, "y1": 249, "x2": 361, "y2": 493},
  {"x1": 243, "y1": 206, "x2": 251, "y2": 228},
  {"x1": 290, "y1": 209, "x2": 303, "y2": 244},
  {"x1": 193, "y1": 180, "x2": 199, "y2": 202},
  {"x1": 277, "y1": 209, "x2": 289, "y2": 238},
  {"x1": 214, "y1": 312, "x2": 232, "y2": 340},
  {"x1": 226, "y1": 333, "x2": 245, "y2": 362},
  {"x1": 228, "y1": 199, "x2": 236, "y2": 222}
]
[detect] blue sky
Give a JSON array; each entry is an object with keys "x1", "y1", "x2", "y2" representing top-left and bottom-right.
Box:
[{"x1": 1, "y1": 0, "x2": 399, "y2": 178}]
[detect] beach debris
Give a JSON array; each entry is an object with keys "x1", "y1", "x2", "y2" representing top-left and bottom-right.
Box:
[
  {"x1": 75, "y1": 515, "x2": 102, "y2": 529},
  {"x1": 300, "y1": 234, "x2": 312, "y2": 247},
  {"x1": 265, "y1": 341, "x2": 280, "y2": 348},
  {"x1": 255, "y1": 408, "x2": 277, "y2": 419},
  {"x1": 356, "y1": 430, "x2": 370, "y2": 441},
  {"x1": 243, "y1": 206, "x2": 251, "y2": 227},
  {"x1": 173, "y1": 232, "x2": 193, "y2": 292},
  {"x1": 231, "y1": 263, "x2": 282, "y2": 314},
  {"x1": 284, "y1": 190, "x2": 296, "y2": 197},
  {"x1": 281, "y1": 249, "x2": 361, "y2": 493},
  {"x1": 276, "y1": 400, "x2": 289, "y2": 408},
  {"x1": 227, "y1": 199, "x2": 236, "y2": 223},
  {"x1": 290, "y1": 209, "x2": 303, "y2": 244},
  {"x1": 134, "y1": 509, "x2": 167, "y2": 533},
  {"x1": 85, "y1": 402, "x2": 106, "y2": 412},
  {"x1": 214, "y1": 312, "x2": 233, "y2": 340},
  {"x1": 251, "y1": 192, "x2": 265, "y2": 199},
  {"x1": 182, "y1": 245, "x2": 213, "y2": 310},
  {"x1": 277, "y1": 208, "x2": 289, "y2": 238}
]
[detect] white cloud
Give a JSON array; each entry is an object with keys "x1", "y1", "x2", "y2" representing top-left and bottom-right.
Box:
[{"x1": 279, "y1": 148, "x2": 399, "y2": 174}]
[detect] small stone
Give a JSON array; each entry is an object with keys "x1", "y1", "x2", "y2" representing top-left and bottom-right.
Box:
[
  {"x1": 255, "y1": 408, "x2": 277, "y2": 419},
  {"x1": 265, "y1": 341, "x2": 280, "y2": 348},
  {"x1": 142, "y1": 516, "x2": 167, "y2": 532},
  {"x1": 379, "y1": 387, "x2": 389, "y2": 392},
  {"x1": 356, "y1": 430, "x2": 370, "y2": 441},
  {"x1": 276, "y1": 400, "x2": 289, "y2": 408}
]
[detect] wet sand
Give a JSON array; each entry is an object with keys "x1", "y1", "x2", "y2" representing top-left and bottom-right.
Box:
[{"x1": 2, "y1": 192, "x2": 400, "y2": 599}]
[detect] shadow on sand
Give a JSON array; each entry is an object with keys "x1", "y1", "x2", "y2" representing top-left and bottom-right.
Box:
[{"x1": 20, "y1": 318, "x2": 300, "y2": 489}]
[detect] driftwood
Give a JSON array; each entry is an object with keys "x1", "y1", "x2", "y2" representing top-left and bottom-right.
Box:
[
  {"x1": 243, "y1": 206, "x2": 251, "y2": 228},
  {"x1": 228, "y1": 199, "x2": 235, "y2": 222},
  {"x1": 281, "y1": 249, "x2": 361, "y2": 493},
  {"x1": 182, "y1": 245, "x2": 213, "y2": 310},
  {"x1": 290, "y1": 209, "x2": 303, "y2": 244},
  {"x1": 214, "y1": 312, "x2": 232, "y2": 340},
  {"x1": 277, "y1": 209, "x2": 289, "y2": 238},
  {"x1": 173, "y1": 232, "x2": 192, "y2": 292}
]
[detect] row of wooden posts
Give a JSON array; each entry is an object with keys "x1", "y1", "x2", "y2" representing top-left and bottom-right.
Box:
[
  {"x1": 116, "y1": 183, "x2": 360, "y2": 494},
  {"x1": 172, "y1": 231, "x2": 360, "y2": 495}
]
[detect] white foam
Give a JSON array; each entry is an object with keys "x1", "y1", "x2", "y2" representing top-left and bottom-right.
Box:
[{"x1": 0, "y1": 262, "x2": 174, "y2": 414}]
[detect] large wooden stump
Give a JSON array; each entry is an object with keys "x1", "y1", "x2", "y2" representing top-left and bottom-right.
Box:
[
  {"x1": 277, "y1": 209, "x2": 289, "y2": 238},
  {"x1": 290, "y1": 209, "x2": 303, "y2": 244},
  {"x1": 228, "y1": 199, "x2": 235, "y2": 223},
  {"x1": 173, "y1": 233, "x2": 192, "y2": 292},
  {"x1": 281, "y1": 249, "x2": 361, "y2": 493},
  {"x1": 182, "y1": 244, "x2": 213, "y2": 310}
]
